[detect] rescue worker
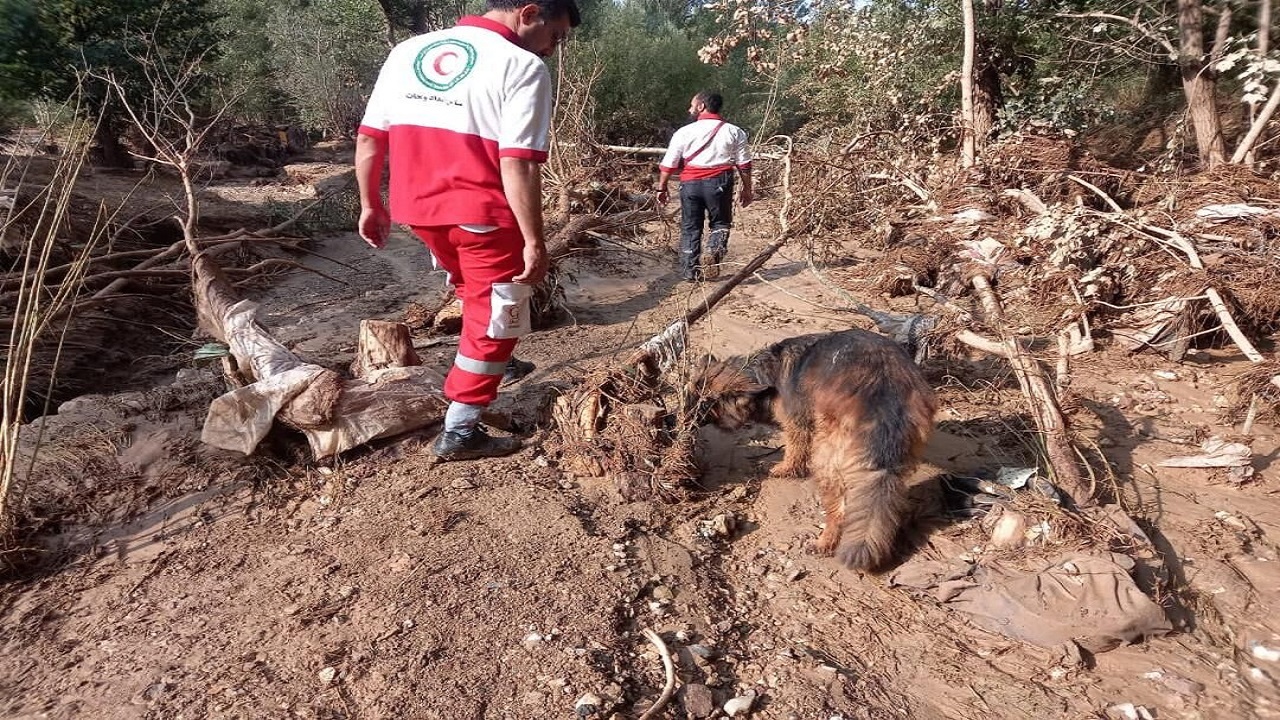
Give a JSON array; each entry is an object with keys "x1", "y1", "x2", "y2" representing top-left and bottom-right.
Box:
[
  {"x1": 355, "y1": 0, "x2": 580, "y2": 461},
  {"x1": 656, "y1": 91, "x2": 753, "y2": 281}
]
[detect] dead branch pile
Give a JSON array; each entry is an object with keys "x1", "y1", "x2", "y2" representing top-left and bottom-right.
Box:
[
  {"x1": 739, "y1": 131, "x2": 1280, "y2": 500},
  {"x1": 547, "y1": 357, "x2": 697, "y2": 502},
  {"x1": 1228, "y1": 360, "x2": 1280, "y2": 423},
  {"x1": 799, "y1": 132, "x2": 1280, "y2": 353}
]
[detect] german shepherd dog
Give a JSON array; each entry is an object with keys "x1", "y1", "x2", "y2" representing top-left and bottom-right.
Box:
[{"x1": 691, "y1": 329, "x2": 937, "y2": 571}]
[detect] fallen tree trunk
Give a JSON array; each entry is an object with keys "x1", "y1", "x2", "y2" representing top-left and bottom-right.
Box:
[{"x1": 963, "y1": 274, "x2": 1092, "y2": 507}]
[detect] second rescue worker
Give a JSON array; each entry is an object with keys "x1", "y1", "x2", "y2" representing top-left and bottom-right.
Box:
[{"x1": 656, "y1": 91, "x2": 753, "y2": 282}]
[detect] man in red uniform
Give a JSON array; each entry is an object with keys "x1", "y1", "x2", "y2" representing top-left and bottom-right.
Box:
[{"x1": 356, "y1": 0, "x2": 579, "y2": 461}]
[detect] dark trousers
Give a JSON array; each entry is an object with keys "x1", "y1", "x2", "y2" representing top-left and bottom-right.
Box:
[{"x1": 679, "y1": 172, "x2": 734, "y2": 279}]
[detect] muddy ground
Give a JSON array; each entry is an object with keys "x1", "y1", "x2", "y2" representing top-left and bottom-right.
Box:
[{"x1": 1, "y1": 151, "x2": 1279, "y2": 720}]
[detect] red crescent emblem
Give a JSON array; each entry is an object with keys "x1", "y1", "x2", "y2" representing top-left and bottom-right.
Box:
[{"x1": 432, "y1": 51, "x2": 459, "y2": 76}]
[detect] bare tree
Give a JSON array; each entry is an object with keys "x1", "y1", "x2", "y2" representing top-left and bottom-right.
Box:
[
  {"x1": 1062, "y1": 0, "x2": 1243, "y2": 169},
  {"x1": 1178, "y1": 0, "x2": 1228, "y2": 167},
  {"x1": 1245, "y1": 0, "x2": 1272, "y2": 165},
  {"x1": 970, "y1": 0, "x2": 1005, "y2": 154},
  {"x1": 961, "y1": 0, "x2": 978, "y2": 167}
]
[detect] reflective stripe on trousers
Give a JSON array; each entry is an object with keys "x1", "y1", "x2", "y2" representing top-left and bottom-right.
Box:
[{"x1": 453, "y1": 353, "x2": 507, "y2": 376}]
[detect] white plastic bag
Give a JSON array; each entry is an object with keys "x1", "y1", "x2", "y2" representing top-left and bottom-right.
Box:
[{"x1": 488, "y1": 282, "x2": 533, "y2": 339}]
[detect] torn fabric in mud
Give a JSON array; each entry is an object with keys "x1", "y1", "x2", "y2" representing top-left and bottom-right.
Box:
[
  {"x1": 298, "y1": 366, "x2": 448, "y2": 459},
  {"x1": 202, "y1": 364, "x2": 327, "y2": 454},
  {"x1": 890, "y1": 552, "x2": 1172, "y2": 653},
  {"x1": 201, "y1": 300, "x2": 329, "y2": 455}
]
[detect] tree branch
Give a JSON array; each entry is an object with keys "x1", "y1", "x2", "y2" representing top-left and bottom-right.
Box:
[{"x1": 1058, "y1": 12, "x2": 1178, "y2": 56}]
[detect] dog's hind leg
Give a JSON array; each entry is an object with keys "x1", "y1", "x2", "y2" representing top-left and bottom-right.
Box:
[
  {"x1": 811, "y1": 473, "x2": 844, "y2": 556},
  {"x1": 768, "y1": 413, "x2": 812, "y2": 478}
]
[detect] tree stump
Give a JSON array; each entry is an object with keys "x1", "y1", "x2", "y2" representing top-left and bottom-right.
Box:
[{"x1": 352, "y1": 320, "x2": 421, "y2": 378}]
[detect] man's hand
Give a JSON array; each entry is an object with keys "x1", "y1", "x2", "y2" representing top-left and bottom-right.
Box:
[
  {"x1": 739, "y1": 186, "x2": 754, "y2": 207},
  {"x1": 511, "y1": 242, "x2": 549, "y2": 285},
  {"x1": 656, "y1": 188, "x2": 670, "y2": 205},
  {"x1": 359, "y1": 206, "x2": 390, "y2": 248}
]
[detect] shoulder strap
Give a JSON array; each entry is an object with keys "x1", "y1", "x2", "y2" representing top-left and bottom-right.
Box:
[{"x1": 682, "y1": 121, "x2": 726, "y2": 165}]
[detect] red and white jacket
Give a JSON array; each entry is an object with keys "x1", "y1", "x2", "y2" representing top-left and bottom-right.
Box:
[
  {"x1": 358, "y1": 16, "x2": 551, "y2": 228},
  {"x1": 659, "y1": 113, "x2": 752, "y2": 181}
]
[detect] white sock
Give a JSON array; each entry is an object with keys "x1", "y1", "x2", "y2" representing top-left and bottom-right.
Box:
[{"x1": 444, "y1": 401, "x2": 485, "y2": 434}]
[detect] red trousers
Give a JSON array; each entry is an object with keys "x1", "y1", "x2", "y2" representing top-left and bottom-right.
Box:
[{"x1": 412, "y1": 226, "x2": 525, "y2": 406}]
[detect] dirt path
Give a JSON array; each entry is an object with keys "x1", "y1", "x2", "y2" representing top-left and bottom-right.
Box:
[{"x1": 2, "y1": 197, "x2": 1279, "y2": 719}]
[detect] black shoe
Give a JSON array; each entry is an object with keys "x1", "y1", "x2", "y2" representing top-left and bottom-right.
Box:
[
  {"x1": 501, "y1": 357, "x2": 535, "y2": 386},
  {"x1": 431, "y1": 425, "x2": 522, "y2": 461}
]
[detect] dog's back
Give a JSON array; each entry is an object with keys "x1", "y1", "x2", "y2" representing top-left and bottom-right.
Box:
[
  {"x1": 783, "y1": 330, "x2": 933, "y2": 465},
  {"x1": 755, "y1": 330, "x2": 937, "y2": 570}
]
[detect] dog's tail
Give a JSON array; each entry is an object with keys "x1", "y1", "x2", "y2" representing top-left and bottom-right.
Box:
[
  {"x1": 818, "y1": 378, "x2": 931, "y2": 571},
  {"x1": 830, "y1": 459, "x2": 910, "y2": 572}
]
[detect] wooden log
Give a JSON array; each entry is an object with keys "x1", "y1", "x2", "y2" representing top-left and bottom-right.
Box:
[
  {"x1": 278, "y1": 369, "x2": 344, "y2": 429},
  {"x1": 351, "y1": 320, "x2": 421, "y2": 378}
]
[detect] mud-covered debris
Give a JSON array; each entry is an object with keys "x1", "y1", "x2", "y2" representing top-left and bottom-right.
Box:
[
  {"x1": 688, "y1": 643, "x2": 717, "y2": 660},
  {"x1": 522, "y1": 632, "x2": 545, "y2": 651},
  {"x1": 1106, "y1": 703, "x2": 1154, "y2": 720},
  {"x1": 681, "y1": 683, "x2": 716, "y2": 718},
  {"x1": 574, "y1": 692, "x2": 602, "y2": 717},
  {"x1": 989, "y1": 509, "x2": 1029, "y2": 548},
  {"x1": 1159, "y1": 437, "x2": 1252, "y2": 468},
  {"x1": 1251, "y1": 642, "x2": 1280, "y2": 662},
  {"x1": 1227, "y1": 465, "x2": 1257, "y2": 484},
  {"x1": 1141, "y1": 668, "x2": 1205, "y2": 696},
  {"x1": 994, "y1": 466, "x2": 1037, "y2": 489},
  {"x1": 723, "y1": 690, "x2": 757, "y2": 716},
  {"x1": 700, "y1": 512, "x2": 738, "y2": 538},
  {"x1": 1194, "y1": 203, "x2": 1278, "y2": 222},
  {"x1": 1215, "y1": 511, "x2": 1249, "y2": 531},
  {"x1": 892, "y1": 553, "x2": 1171, "y2": 651}
]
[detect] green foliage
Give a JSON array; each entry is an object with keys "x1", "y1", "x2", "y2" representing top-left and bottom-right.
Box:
[
  {"x1": 787, "y1": 1, "x2": 963, "y2": 138},
  {"x1": 266, "y1": 0, "x2": 388, "y2": 137},
  {"x1": 0, "y1": 0, "x2": 217, "y2": 163},
  {"x1": 997, "y1": 77, "x2": 1116, "y2": 135},
  {"x1": 563, "y1": 3, "x2": 753, "y2": 144},
  {"x1": 208, "y1": 0, "x2": 285, "y2": 123},
  {"x1": 378, "y1": 0, "x2": 471, "y2": 36},
  {"x1": 0, "y1": 0, "x2": 59, "y2": 107},
  {"x1": 208, "y1": 0, "x2": 389, "y2": 136},
  {"x1": 0, "y1": 0, "x2": 216, "y2": 102}
]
